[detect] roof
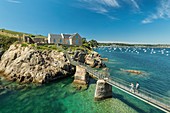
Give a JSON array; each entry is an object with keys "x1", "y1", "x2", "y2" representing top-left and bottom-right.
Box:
[
  {"x1": 69, "y1": 33, "x2": 78, "y2": 39},
  {"x1": 49, "y1": 34, "x2": 62, "y2": 39},
  {"x1": 49, "y1": 33, "x2": 79, "y2": 39},
  {"x1": 62, "y1": 34, "x2": 72, "y2": 39}
]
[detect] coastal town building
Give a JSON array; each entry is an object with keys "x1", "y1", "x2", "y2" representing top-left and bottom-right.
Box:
[
  {"x1": 22, "y1": 34, "x2": 48, "y2": 44},
  {"x1": 48, "y1": 33, "x2": 82, "y2": 46}
]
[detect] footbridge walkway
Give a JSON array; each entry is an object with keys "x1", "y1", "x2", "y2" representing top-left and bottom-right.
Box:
[{"x1": 65, "y1": 51, "x2": 170, "y2": 113}]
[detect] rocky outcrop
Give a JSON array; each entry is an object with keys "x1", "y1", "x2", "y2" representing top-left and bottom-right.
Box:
[
  {"x1": 94, "y1": 79, "x2": 112, "y2": 100},
  {"x1": 73, "y1": 51, "x2": 86, "y2": 63},
  {"x1": 85, "y1": 53, "x2": 106, "y2": 68},
  {"x1": 0, "y1": 50, "x2": 4, "y2": 60},
  {"x1": 72, "y1": 50, "x2": 106, "y2": 68},
  {"x1": 0, "y1": 44, "x2": 75, "y2": 84}
]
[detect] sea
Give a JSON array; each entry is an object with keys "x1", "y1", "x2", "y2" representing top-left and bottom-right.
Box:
[{"x1": 0, "y1": 46, "x2": 170, "y2": 113}]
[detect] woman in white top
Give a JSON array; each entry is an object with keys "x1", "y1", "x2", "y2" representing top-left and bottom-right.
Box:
[{"x1": 130, "y1": 83, "x2": 134, "y2": 92}]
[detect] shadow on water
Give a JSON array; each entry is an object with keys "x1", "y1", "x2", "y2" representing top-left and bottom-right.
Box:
[
  {"x1": 112, "y1": 93, "x2": 164, "y2": 113},
  {"x1": 89, "y1": 77, "x2": 97, "y2": 85}
]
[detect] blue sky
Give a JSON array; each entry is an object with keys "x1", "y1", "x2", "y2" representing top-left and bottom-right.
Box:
[{"x1": 0, "y1": 0, "x2": 170, "y2": 44}]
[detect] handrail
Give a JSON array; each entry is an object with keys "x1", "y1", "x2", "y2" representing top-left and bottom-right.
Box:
[{"x1": 64, "y1": 49, "x2": 170, "y2": 112}]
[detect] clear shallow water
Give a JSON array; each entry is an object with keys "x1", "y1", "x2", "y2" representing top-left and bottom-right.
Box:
[
  {"x1": 0, "y1": 77, "x2": 130, "y2": 113},
  {"x1": 0, "y1": 46, "x2": 169, "y2": 113},
  {"x1": 0, "y1": 77, "x2": 163, "y2": 113}
]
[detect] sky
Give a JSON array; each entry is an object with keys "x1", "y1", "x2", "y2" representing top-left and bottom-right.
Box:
[{"x1": 0, "y1": 0, "x2": 170, "y2": 44}]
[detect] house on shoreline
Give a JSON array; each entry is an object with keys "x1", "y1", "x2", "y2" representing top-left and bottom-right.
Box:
[{"x1": 48, "y1": 33, "x2": 82, "y2": 46}]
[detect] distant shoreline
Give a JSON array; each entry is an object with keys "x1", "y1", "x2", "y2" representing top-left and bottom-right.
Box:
[{"x1": 98, "y1": 43, "x2": 170, "y2": 48}]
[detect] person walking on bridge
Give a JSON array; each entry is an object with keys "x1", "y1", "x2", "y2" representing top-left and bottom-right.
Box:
[
  {"x1": 130, "y1": 83, "x2": 134, "y2": 93},
  {"x1": 135, "y1": 82, "x2": 140, "y2": 93}
]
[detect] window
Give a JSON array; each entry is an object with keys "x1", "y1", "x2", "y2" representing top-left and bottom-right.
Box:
[
  {"x1": 67, "y1": 40, "x2": 70, "y2": 45},
  {"x1": 53, "y1": 39, "x2": 56, "y2": 43},
  {"x1": 60, "y1": 39, "x2": 62, "y2": 43},
  {"x1": 76, "y1": 40, "x2": 79, "y2": 45},
  {"x1": 76, "y1": 35, "x2": 78, "y2": 38}
]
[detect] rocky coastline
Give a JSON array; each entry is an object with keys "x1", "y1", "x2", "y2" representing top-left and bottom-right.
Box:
[
  {"x1": 0, "y1": 44, "x2": 76, "y2": 84},
  {"x1": 0, "y1": 44, "x2": 106, "y2": 86},
  {"x1": 0, "y1": 50, "x2": 4, "y2": 60}
]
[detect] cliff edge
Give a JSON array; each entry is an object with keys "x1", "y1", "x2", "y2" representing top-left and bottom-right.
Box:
[{"x1": 0, "y1": 44, "x2": 75, "y2": 84}]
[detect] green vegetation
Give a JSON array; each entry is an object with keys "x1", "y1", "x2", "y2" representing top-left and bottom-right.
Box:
[
  {"x1": 88, "y1": 39, "x2": 98, "y2": 47},
  {"x1": 21, "y1": 43, "x2": 29, "y2": 47},
  {"x1": 36, "y1": 44, "x2": 63, "y2": 52},
  {"x1": 67, "y1": 46, "x2": 88, "y2": 52},
  {"x1": 16, "y1": 43, "x2": 63, "y2": 52},
  {"x1": 82, "y1": 38, "x2": 98, "y2": 50},
  {"x1": 0, "y1": 28, "x2": 24, "y2": 37},
  {"x1": 0, "y1": 34, "x2": 18, "y2": 51},
  {"x1": 34, "y1": 35, "x2": 47, "y2": 39},
  {"x1": 0, "y1": 28, "x2": 98, "y2": 53},
  {"x1": 0, "y1": 28, "x2": 47, "y2": 39}
]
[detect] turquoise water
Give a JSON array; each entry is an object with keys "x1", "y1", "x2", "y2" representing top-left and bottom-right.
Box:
[
  {"x1": 0, "y1": 77, "x2": 163, "y2": 113},
  {"x1": 0, "y1": 47, "x2": 169, "y2": 113},
  {"x1": 95, "y1": 47, "x2": 170, "y2": 97}
]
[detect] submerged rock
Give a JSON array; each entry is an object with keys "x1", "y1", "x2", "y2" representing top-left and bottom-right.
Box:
[
  {"x1": 120, "y1": 68, "x2": 142, "y2": 75},
  {"x1": 0, "y1": 44, "x2": 76, "y2": 84}
]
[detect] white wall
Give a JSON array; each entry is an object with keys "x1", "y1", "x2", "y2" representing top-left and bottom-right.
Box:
[{"x1": 48, "y1": 33, "x2": 51, "y2": 43}]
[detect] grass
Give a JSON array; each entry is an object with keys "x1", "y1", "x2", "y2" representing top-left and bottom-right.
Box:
[
  {"x1": 65, "y1": 45, "x2": 92, "y2": 54},
  {"x1": 12, "y1": 43, "x2": 64, "y2": 52},
  {"x1": 35, "y1": 44, "x2": 63, "y2": 52},
  {"x1": 33, "y1": 35, "x2": 47, "y2": 39},
  {"x1": 0, "y1": 28, "x2": 47, "y2": 39},
  {"x1": 0, "y1": 29, "x2": 24, "y2": 37},
  {"x1": 21, "y1": 43, "x2": 29, "y2": 47},
  {"x1": 0, "y1": 34, "x2": 18, "y2": 51}
]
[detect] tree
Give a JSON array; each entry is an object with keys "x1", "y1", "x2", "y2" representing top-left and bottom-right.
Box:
[
  {"x1": 82, "y1": 38, "x2": 87, "y2": 44},
  {"x1": 88, "y1": 39, "x2": 98, "y2": 47}
]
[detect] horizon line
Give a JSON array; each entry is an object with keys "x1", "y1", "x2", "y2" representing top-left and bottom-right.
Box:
[{"x1": 97, "y1": 41, "x2": 170, "y2": 45}]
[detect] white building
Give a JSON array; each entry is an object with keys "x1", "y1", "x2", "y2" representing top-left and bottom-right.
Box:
[{"x1": 48, "y1": 33, "x2": 82, "y2": 46}]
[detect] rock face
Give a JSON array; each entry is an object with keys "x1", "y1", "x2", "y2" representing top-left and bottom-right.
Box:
[
  {"x1": 0, "y1": 51, "x2": 4, "y2": 60},
  {"x1": 0, "y1": 44, "x2": 75, "y2": 84},
  {"x1": 85, "y1": 52, "x2": 106, "y2": 68},
  {"x1": 94, "y1": 79, "x2": 112, "y2": 100},
  {"x1": 72, "y1": 50, "x2": 106, "y2": 68},
  {"x1": 73, "y1": 51, "x2": 86, "y2": 63},
  {"x1": 73, "y1": 66, "x2": 89, "y2": 85}
]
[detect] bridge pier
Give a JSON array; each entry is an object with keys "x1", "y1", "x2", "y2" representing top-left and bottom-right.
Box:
[
  {"x1": 73, "y1": 66, "x2": 89, "y2": 90},
  {"x1": 94, "y1": 79, "x2": 112, "y2": 100}
]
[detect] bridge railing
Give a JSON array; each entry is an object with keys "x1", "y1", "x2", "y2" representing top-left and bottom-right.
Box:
[
  {"x1": 75, "y1": 61, "x2": 170, "y2": 110},
  {"x1": 107, "y1": 75, "x2": 170, "y2": 110},
  {"x1": 64, "y1": 50, "x2": 170, "y2": 111}
]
